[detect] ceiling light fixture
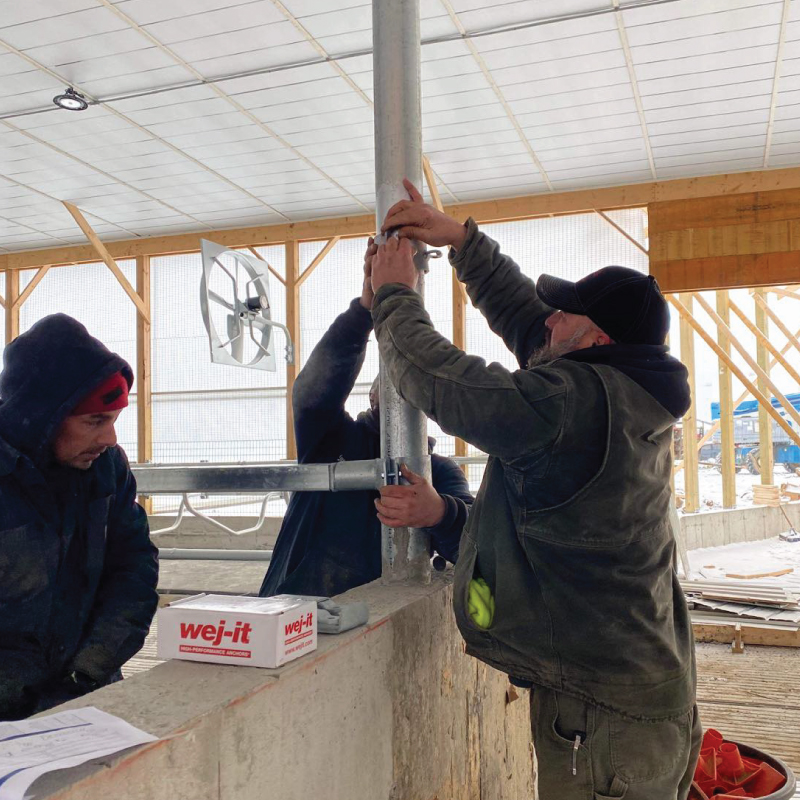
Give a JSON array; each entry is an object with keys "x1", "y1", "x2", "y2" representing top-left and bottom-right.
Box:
[{"x1": 53, "y1": 87, "x2": 89, "y2": 111}]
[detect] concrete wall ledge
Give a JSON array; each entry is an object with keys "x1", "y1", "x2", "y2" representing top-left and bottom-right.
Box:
[
  {"x1": 680, "y1": 500, "x2": 800, "y2": 550},
  {"x1": 30, "y1": 577, "x2": 534, "y2": 800}
]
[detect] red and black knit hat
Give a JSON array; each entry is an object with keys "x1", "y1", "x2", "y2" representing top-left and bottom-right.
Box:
[{"x1": 70, "y1": 371, "x2": 129, "y2": 416}]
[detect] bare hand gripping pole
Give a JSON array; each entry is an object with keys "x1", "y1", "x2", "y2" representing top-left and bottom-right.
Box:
[{"x1": 373, "y1": 0, "x2": 431, "y2": 584}]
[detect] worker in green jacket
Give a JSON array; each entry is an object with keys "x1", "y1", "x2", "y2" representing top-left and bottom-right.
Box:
[{"x1": 368, "y1": 180, "x2": 700, "y2": 800}]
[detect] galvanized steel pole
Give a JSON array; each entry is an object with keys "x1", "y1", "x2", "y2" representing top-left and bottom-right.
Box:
[{"x1": 373, "y1": 0, "x2": 431, "y2": 584}]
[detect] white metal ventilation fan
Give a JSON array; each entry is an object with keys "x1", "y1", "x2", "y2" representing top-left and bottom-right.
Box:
[{"x1": 200, "y1": 239, "x2": 294, "y2": 371}]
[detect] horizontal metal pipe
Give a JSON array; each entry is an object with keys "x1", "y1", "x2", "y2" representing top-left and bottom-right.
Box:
[
  {"x1": 133, "y1": 459, "x2": 384, "y2": 494},
  {"x1": 158, "y1": 548, "x2": 272, "y2": 561}
]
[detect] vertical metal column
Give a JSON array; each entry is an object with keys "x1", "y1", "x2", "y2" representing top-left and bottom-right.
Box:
[{"x1": 373, "y1": 0, "x2": 431, "y2": 583}]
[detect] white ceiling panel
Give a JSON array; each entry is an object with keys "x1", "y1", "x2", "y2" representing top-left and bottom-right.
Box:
[
  {"x1": 233, "y1": 76, "x2": 354, "y2": 110},
  {"x1": 642, "y1": 80, "x2": 775, "y2": 111},
  {"x1": 624, "y1": 4, "x2": 783, "y2": 49},
  {"x1": 142, "y1": 4, "x2": 286, "y2": 44},
  {"x1": 638, "y1": 62, "x2": 777, "y2": 96},
  {"x1": 521, "y1": 113, "x2": 642, "y2": 140},
  {"x1": 536, "y1": 139, "x2": 648, "y2": 163},
  {"x1": 454, "y1": 0, "x2": 597, "y2": 31},
  {"x1": 1, "y1": 8, "x2": 128, "y2": 51},
  {"x1": 426, "y1": 129, "x2": 521, "y2": 154},
  {"x1": 647, "y1": 109, "x2": 770, "y2": 137},
  {"x1": 634, "y1": 43, "x2": 780, "y2": 82},
  {"x1": 646, "y1": 95, "x2": 770, "y2": 125},
  {"x1": 0, "y1": 0, "x2": 97, "y2": 28},
  {"x1": 165, "y1": 22, "x2": 304, "y2": 63},
  {"x1": 631, "y1": 26, "x2": 780, "y2": 66},
  {"x1": 188, "y1": 40, "x2": 321, "y2": 80},
  {"x1": 517, "y1": 100, "x2": 639, "y2": 128},
  {"x1": 1, "y1": 0, "x2": 798, "y2": 252},
  {"x1": 250, "y1": 92, "x2": 367, "y2": 123},
  {"x1": 650, "y1": 123, "x2": 768, "y2": 147},
  {"x1": 424, "y1": 118, "x2": 515, "y2": 142}
]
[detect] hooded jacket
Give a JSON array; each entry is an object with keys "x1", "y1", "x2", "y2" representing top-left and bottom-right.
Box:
[
  {"x1": 259, "y1": 298, "x2": 473, "y2": 599},
  {"x1": 371, "y1": 220, "x2": 695, "y2": 721},
  {"x1": 0, "y1": 314, "x2": 158, "y2": 720}
]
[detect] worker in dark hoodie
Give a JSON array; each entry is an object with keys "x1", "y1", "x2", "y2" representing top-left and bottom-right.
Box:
[
  {"x1": 259, "y1": 240, "x2": 473, "y2": 598},
  {"x1": 368, "y1": 180, "x2": 700, "y2": 800},
  {"x1": 0, "y1": 314, "x2": 158, "y2": 721}
]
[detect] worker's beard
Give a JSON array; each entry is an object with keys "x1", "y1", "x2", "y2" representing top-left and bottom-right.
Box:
[{"x1": 526, "y1": 327, "x2": 592, "y2": 368}]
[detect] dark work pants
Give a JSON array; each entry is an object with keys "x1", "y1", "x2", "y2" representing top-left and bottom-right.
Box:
[{"x1": 531, "y1": 687, "x2": 702, "y2": 800}]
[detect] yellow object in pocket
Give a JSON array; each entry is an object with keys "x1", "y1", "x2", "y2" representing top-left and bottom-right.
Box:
[{"x1": 467, "y1": 578, "x2": 495, "y2": 629}]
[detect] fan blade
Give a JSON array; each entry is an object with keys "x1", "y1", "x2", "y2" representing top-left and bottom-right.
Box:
[
  {"x1": 209, "y1": 290, "x2": 235, "y2": 311},
  {"x1": 227, "y1": 315, "x2": 244, "y2": 362}
]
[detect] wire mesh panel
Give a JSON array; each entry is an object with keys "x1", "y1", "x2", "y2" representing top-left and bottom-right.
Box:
[
  {"x1": 151, "y1": 247, "x2": 287, "y2": 514},
  {"x1": 460, "y1": 210, "x2": 649, "y2": 490},
  {"x1": 17, "y1": 260, "x2": 139, "y2": 458},
  {"x1": 299, "y1": 236, "x2": 453, "y2": 455}
]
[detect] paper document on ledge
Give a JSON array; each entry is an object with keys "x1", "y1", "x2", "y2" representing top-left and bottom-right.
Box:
[{"x1": 0, "y1": 706, "x2": 157, "y2": 800}]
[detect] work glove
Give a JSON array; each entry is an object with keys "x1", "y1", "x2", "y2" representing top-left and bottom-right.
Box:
[{"x1": 467, "y1": 578, "x2": 495, "y2": 629}]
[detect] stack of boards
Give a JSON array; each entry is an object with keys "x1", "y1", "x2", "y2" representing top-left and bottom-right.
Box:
[{"x1": 682, "y1": 578, "x2": 800, "y2": 649}]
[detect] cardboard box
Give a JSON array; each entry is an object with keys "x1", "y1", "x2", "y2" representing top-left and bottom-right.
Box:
[{"x1": 157, "y1": 594, "x2": 317, "y2": 668}]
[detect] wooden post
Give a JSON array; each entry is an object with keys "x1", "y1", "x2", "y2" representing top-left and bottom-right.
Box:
[
  {"x1": 754, "y1": 288, "x2": 774, "y2": 484},
  {"x1": 669, "y1": 296, "x2": 800, "y2": 447},
  {"x1": 4, "y1": 270, "x2": 20, "y2": 342},
  {"x1": 716, "y1": 291, "x2": 736, "y2": 508},
  {"x1": 453, "y1": 269, "x2": 468, "y2": 475},
  {"x1": 666, "y1": 331, "x2": 676, "y2": 502},
  {"x1": 136, "y1": 256, "x2": 153, "y2": 514},
  {"x1": 679, "y1": 294, "x2": 699, "y2": 512},
  {"x1": 285, "y1": 241, "x2": 300, "y2": 460}
]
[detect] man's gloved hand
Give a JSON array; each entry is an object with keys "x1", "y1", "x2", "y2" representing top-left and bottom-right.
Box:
[
  {"x1": 468, "y1": 578, "x2": 495, "y2": 629},
  {"x1": 375, "y1": 464, "x2": 446, "y2": 528}
]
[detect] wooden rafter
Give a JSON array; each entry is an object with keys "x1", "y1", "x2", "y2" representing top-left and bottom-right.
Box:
[
  {"x1": 753, "y1": 292, "x2": 800, "y2": 355},
  {"x1": 669, "y1": 295, "x2": 800, "y2": 448},
  {"x1": 12, "y1": 266, "x2": 51, "y2": 310},
  {"x1": 594, "y1": 209, "x2": 648, "y2": 255},
  {"x1": 728, "y1": 297, "x2": 800, "y2": 388},
  {"x1": 674, "y1": 319, "x2": 800, "y2": 474},
  {"x1": 247, "y1": 247, "x2": 285, "y2": 286},
  {"x1": 422, "y1": 156, "x2": 443, "y2": 212},
  {"x1": 62, "y1": 202, "x2": 150, "y2": 322},
  {"x1": 764, "y1": 286, "x2": 800, "y2": 302},
  {"x1": 296, "y1": 236, "x2": 341, "y2": 288},
  {"x1": 692, "y1": 292, "x2": 800, "y2": 430}
]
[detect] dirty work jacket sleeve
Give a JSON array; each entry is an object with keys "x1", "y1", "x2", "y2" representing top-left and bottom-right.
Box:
[
  {"x1": 450, "y1": 218, "x2": 553, "y2": 368},
  {"x1": 427, "y1": 454, "x2": 474, "y2": 563},
  {"x1": 371, "y1": 285, "x2": 565, "y2": 462},
  {"x1": 292, "y1": 298, "x2": 373, "y2": 463},
  {"x1": 70, "y1": 449, "x2": 159, "y2": 682}
]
